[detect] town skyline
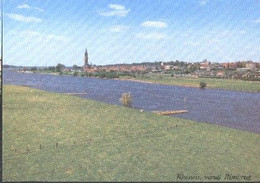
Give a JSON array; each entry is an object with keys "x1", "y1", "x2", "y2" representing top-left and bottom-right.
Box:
[{"x1": 4, "y1": 0, "x2": 260, "y2": 66}]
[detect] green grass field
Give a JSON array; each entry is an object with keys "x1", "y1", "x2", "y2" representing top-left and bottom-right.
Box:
[
  {"x1": 3, "y1": 85, "x2": 260, "y2": 181},
  {"x1": 120, "y1": 74, "x2": 260, "y2": 92}
]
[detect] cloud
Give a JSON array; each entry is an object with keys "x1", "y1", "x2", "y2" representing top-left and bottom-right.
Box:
[
  {"x1": 19, "y1": 30, "x2": 67, "y2": 42},
  {"x1": 46, "y1": 34, "x2": 67, "y2": 41},
  {"x1": 136, "y1": 33, "x2": 167, "y2": 39},
  {"x1": 6, "y1": 13, "x2": 42, "y2": 23},
  {"x1": 20, "y1": 30, "x2": 41, "y2": 37},
  {"x1": 99, "y1": 4, "x2": 130, "y2": 17},
  {"x1": 199, "y1": 0, "x2": 209, "y2": 6},
  {"x1": 17, "y1": 4, "x2": 30, "y2": 9},
  {"x1": 252, "y1": 18, "x2": 260, "y2": 23},
  {"x1": 34, "y1": 7, "x2": 44, "y2": 12},
  {"x1": 109, "y1": 25, "x2": 128, "y2": 32},
  {"x1": 142, "y1": 21, "x2": 167, "y2": 28},
  {"x1": 17, "y1": 3, "x2": 44, "y2": 12},
  {"x1": 109, "y1": 4, "x2": 125, "y2": 10}
]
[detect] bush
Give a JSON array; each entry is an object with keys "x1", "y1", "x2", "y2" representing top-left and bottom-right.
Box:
[
  {"x1": 30, "y1": 67, "x2": 37, "y2": 71},
  {"x1": 106, "y1": 72, "x2": 119, "y2": 79},
  {"x1": 199, "y1": 81, "x2": 207, "y2": 89},
  {"x1": 73, "y1": 72, "x2": 78, "y2": 76},
  {"x1": 120, "y1": 92, "x2": 133, "y2": 108}
]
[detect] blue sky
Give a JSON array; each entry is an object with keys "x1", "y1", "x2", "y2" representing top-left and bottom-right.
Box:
[{"x1": 4, "y1": 0, "x2": 260, "y2": 66}]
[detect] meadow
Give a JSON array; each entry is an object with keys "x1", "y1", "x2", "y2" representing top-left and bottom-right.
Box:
[
  {"x1": 3, "y1": 85, "x2": 260, "y2": 181},
  {"x1": 121, "y1": 74, "x2": 260, "y2": 92}
]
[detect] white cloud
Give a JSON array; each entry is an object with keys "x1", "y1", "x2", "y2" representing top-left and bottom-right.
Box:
[
  {"x1": 109, "y1": 25, "x2": 128, "y2": 32},
  {"x1": 109, "y1": 4, "x2": 125, "y2": 10},
  {"x1": 99, "y1": 4, "x2": 130, "y2": 17},
  {"x1": 199, "y1": 0, "x2": 209, "y2": 6},
  {"x1": 34, "y1": 7, "x2": 44, "y2": 12},
  {"x1": 17, "y1": 4, "x2": 30, "y2": 9},
  {"x1": 252, "y1": 18, "x2": 260, "y2": 23},
  {"x1": 46, "y1": 34, "x2": 67, "y2": 41},
  {"x1": 6, "y1": 13, "x2": 42, "y2": 23},
  {"x1": 18, "y1": 30, "x2": 67, "y2": 42},
  {"x1": 17, "y1": 3, "x2": 44, "y2": 12},
  {"x1": 136, "y1": 33, "x2": 167, "y2": 39},
  {"x1": 20, "y1": 30, "x2": 41, "y2": 37},
  {"x1": 142, "y1": 21, "x2": 167, "y2": 28}
]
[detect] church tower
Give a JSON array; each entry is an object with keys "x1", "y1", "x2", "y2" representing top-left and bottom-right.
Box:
[{"x1": 84, "y1": 49, "x2": 88, "y2": 67}]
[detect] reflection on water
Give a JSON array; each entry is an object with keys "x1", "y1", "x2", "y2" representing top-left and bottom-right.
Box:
[{"x1": 3, "y1": 69, "x2": 260, "y2": 133}]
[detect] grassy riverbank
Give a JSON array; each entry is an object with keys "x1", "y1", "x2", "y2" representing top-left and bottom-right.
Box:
[
  {"x1": 120, "y1": 74, "x2": 260, "y2": 92},
  {"x1": 29, "y1": 70, "x2": 260, "y2": 92},
  {"x1": 3, "y1": 85, "x2": 260, "y2": 181}
]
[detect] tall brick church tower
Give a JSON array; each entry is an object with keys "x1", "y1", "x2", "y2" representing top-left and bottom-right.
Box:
[{"x1": 84, "y1": 49, "x2": 88, "y2": 68}]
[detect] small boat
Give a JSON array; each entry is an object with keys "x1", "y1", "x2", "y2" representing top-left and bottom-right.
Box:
[{"x1": 153, "y1": 110, "x2": 188, "y2": 115}]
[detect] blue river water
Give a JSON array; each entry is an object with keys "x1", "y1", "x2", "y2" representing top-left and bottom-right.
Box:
[{"x1": 3, "y1": 69, "x2": 260, "y2": 133}]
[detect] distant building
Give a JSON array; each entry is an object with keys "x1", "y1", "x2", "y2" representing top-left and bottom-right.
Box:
[
  {"x1": 216, "y1": 71, "x2": 225, "y2": 77},
  {"x1": 164, "y1": 65, "x2": 171, "y2": 70},
  {"x1": 246, "y1": 62, "x2": 256, "y2": 70},
  {"x1": 84, "y1": 49, "x2": 89, "y2": 68},
  {"x1": 200, "y1": 59, "x2": 210, "y2": 69}
]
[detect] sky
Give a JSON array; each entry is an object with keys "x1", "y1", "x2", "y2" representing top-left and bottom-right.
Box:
[{"x1": 3, "y1": 0, "x2": 260, "y2": 66}]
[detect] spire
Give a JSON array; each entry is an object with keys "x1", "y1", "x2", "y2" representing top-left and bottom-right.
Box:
[
  {"x1": 84, "y1": 49, "x2": 88, "y2": 67},
  {"x1": 85, "y1": 49, "x2": 88, "y2": 57}
]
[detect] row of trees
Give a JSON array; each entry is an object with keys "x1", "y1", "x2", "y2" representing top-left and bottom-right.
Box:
[
  {"x1": 83, "y1": 71, "x2": 139, "y2": 79},
  {"x1": 43, "y1": 63, "x2": 81, "y2": 72}
]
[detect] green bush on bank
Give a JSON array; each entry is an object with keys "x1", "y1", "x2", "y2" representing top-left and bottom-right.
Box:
[{"x1": 199, "y1": 81, "x2": 207, "y2": 89}]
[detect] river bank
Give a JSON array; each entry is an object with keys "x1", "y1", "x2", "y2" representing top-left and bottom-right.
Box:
[
  {"x1": 3, "y1": 85, "x2": 260, "y2": 181},
  {"x1": 17, "y1": 69, "x2": 260, "y2": 93},
  {"x1": 116, "y1": 76, "x2": 260, "y2": 93}
]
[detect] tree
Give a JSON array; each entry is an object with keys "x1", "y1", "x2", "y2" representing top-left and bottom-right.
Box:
[
  {"x1": 256, "y1": 63, "x2": 260, "y2": 69},
  {"x1": 237, "y1": 61, "x2": 246, "y2": 68},
  {"x1": 73, "y1": 64, "x2": 79, "y2": 70},
  {"x1": 199, "y1": 82, "x2": 207, "y2": 89},
  {"x1": 30, "y1": 67, "x2": 37, "y2": 71},
  {"x1": 56, "y1": 63, "x2": 65, "y2": 72},
  {"x1": 47, "y1": 66, "x2": 55, "y2": 71}
]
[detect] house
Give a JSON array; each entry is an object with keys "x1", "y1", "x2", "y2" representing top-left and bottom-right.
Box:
[
  {"x1": 164, "y1": 65, "x2": 171, "y2": 70},
  {"x1": 200, "y1": 60, "x2": 210, "y2": 69},
  {"x1": 216, "y1": 71, "x2": 225, "y2": 77},
  {"x1": 246, "y1": 62, "x2": 256, "y2": 70}
]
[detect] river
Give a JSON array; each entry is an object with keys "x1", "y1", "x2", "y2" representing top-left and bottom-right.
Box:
[{"x1": 3, "y1": 69, "x2": 260, "y2": 133}]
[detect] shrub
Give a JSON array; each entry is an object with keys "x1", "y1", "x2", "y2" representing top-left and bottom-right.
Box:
[
  {"x1": 199, "y1": 81, "x2": 207, "y2": 89},
  {"x1": 120, "y1": 92, "x2": 133, "y2": 108},
  {"x1": 73, "y1": 71, "x2": 78, "y2": 76},
  {"x1": 106, "y1": 72, "x2": 119, "y2": 79}
]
